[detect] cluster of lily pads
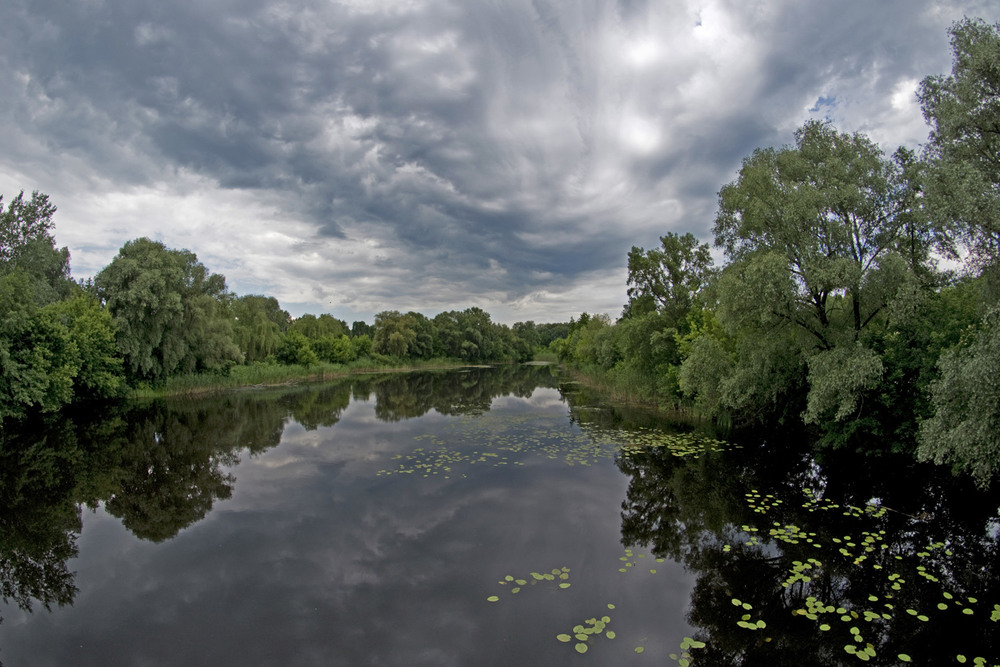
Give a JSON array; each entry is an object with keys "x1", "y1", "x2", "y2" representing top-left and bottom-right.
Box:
[
  {"x1": 668, "y1": 636, "x2": 707, "y2": 666},
  {"x1": 376, "y1": 413, "x2": 737, "y2": 478},
  {"x1": 485, "y1": 548, "x2": 710, "y2": 660},
  {"x1": 616, "y1": 547, "x2": 665, "y2": 574},
  {"x1": 614, "y1": 427, "x2": 735, "y2": 460},
  {"x1": 724, "y1": 486, "x2": 1000, "y2": 665},
  {"x1": 556, "y1": 607, "x2": 617, "y2": 655},
  {"x1": 486, "y1": 566, "x2": 572, "y2": 602}
]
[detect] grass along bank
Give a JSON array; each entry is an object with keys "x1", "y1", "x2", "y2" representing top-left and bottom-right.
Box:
[{"x1": 131, "y1": 357, "x2": 472, "y2": 399}]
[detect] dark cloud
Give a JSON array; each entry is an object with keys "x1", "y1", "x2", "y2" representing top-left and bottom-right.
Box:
[{"x1": 0, "y1": 0, "x2": 993, "y2": 322}]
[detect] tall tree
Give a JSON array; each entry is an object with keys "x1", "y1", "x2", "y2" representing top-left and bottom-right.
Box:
[
  {"x1": 918, "y1": 18, "x2": 1000, "y2": 275},
  {"x1": 715, "y1": 121, "x2": 927, "y2": 349},
  {"x1": 0, "y1": 190, "x2": 72, "y2": 306},
  {"x1": 700, "y1": 121, "x2": 929, "y2": 427},
  {"x1": 916, "y1": 18, "x2": 1000, "y2": 485},
  {"x1": 624, "y1": 232, "x2": 713, "y2": 322},
  {"x1": 232, "y1": 295, "x2": 288, "y2": 363},
  {"x1": 94, "y1": 238, "x2": 241, "y2": 383},
  {"x1": 373, "y1": 311, "x2": 418, "y2": 358},
  {"x1": 0, "y1": 190, "x2": 58, "y2": 265}
]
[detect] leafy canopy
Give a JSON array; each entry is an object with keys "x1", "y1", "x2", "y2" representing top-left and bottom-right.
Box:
[
  {"x1": 94, "y1": 238, "x2": 241, "y2": 383},
  {"x1": 919, "y1": 17, "x2": 1000, "y2": 270}
]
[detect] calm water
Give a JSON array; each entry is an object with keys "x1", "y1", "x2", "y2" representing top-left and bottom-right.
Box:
[{"x1": 1, "y1": 365, "x2": 997, "y2": 666}]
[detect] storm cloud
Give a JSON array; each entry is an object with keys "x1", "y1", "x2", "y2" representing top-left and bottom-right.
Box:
[{"x1": 0, "y1": 0, "x2": 994, "y2": 322}]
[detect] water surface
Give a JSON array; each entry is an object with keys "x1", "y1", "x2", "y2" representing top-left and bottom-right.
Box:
[{"x1": 1, "y1": 365, "x2": 997, "y2": 666}]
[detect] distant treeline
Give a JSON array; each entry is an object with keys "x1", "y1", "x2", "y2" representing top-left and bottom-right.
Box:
[
  {"x1": 0, "y1": 202, "x2": 571, "y2": 423},
  {"x1": 550, "y1": 19, "x2": 1000, "y2": 487}
]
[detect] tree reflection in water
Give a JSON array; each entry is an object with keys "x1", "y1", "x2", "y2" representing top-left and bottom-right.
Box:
[
  {"x1": 0, "y1": 364, "x2": 559, "y2": 622},
  {"x1": 5, "y1": 362, "x2": 994, "y2": 665},
  {"x1": 610, "y1": 420, "x2": 1000, "y2": 666}
]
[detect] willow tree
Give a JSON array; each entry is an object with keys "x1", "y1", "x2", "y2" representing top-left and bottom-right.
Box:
[
  {"x1": 690, "y1": 121, "x2": 930, "y2": 426},
  {"x1": 916, "y1": 18, "x2": 1000, "y2": 485},
  {"x1": 918, "y1": 17, "x2": 1000, "y2": 275},
  {"x1": 232, "y1": 295, "x2": 288, "y2": 363},
  {"x1": 94, "y1": 238, "x2": 241, "y2": 383}
]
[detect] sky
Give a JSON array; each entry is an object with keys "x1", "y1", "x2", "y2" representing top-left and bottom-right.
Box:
[{"x1": 1, "y1": 0, "x2": 995, "y2": 325}]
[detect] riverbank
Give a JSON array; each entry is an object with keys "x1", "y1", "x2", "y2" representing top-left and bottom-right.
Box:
[
  {"x1": 131, "y1": 357, "x2": 474, "y2": 399},
  {"x1": 558, "y1": 363, "x2": 714, "y2": 424}
]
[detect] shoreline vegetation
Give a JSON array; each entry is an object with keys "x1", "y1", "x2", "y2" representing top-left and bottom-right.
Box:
[
  {"x1": 2, "y1": 19, "x2": 999, "y2": 488},
  {"x1": 136, "y1": 352, "x2": 563, "y2": 399},
  {"x1": 132, "y1": 357, "x2": 481, "y2": 399}
]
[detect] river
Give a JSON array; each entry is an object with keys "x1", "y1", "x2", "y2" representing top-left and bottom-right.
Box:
[{"x1": 0, "y1": 364, "x2": 996, "y2": 666}]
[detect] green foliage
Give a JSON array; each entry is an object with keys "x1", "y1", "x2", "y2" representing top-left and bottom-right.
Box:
[
  {"x1": 312, "y1": 334, "x2": 357, "y2": 364},
  {"x1": 918, "y1": 306, "x2": 1000, "y2": 487},
  {"x1": 919, "y1": 18, "x2": 1000, "y2": 268},
  {"x1": 232, "y1": 295, "x2": 288, "y2": 363},
  {"x1": 0, "y1": 190, "x2": 73, "y2": 306},
  {"x1": 0, "y1": 190, "x2": 58, "y2": 264},
  {"x1": 275, "y1": 331, "x2": 318, "y2": 366},
  {"x1": 704, "y1": 120, "x2": 932, "y2": 431},
  {"x1": 351, "y1": 334, "x2": 373, "y2": 358},
  {"x1": 802, "y1": 344, "x2": 884, "y2": 424},
  {"x1": 677, "y1": 334, "x2": 732, "y2": 415},
  {"x1": 625, "y1": 232, "x2": 713, "y2": 321},
  {"x1": 715, "y1": 120, "x2": 928, "y2": 348},
  {"x1": 716, "y1": 333, "x2": 807, "y2": 424},
  {"x1": 558, "y1": 313, "x2": 612, "y2": 364},
  {"x1": 351, "y1": 320, "x2": 374, "y2": 338},
  {"x1": 607, "y1": 311, "x2": 682, "y2": 403},
  {"x1": 93, "y1": 238, "x2": 241, "y2": 384},
  {"x1": 43, "y1": 291, "x2": 124, "y2": 400},
  {"x1": 432, "y1": 308, "x2": 527, "y2": 363},
  {"x1": 288, "y1": 313, "x2": 348, "y2": 340},
  {"x1": 535, "y1": 322, "x2": 571, "y2": 347},
  {"x1": 373, "y1": 310, "x2": 419, "y2": 358},
  {"x1": 512, "y1": 321, "x2": 541, "y2": 350},
  {"x1": 0, "y1": 272, "x2": 80, "y2": 421}
]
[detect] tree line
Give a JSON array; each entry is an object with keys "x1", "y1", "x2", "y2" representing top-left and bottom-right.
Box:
[
  {"x1": 0, "y1": 202, "x2": 570, "y2": 424},
  {"x1": 552, "y1": 18, "x2": 1000, "y2": 487}
]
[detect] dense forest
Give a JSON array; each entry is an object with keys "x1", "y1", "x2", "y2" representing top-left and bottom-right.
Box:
[
  {"x1": 552, "y1": 18, "x2": 1000, "y2": 487},
  {"x1": 2, "y1": 18, "x2": 998, "y2": 490},
  {"x1": 0, "y1": 203, "x2": 570, "y2": 422}
]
